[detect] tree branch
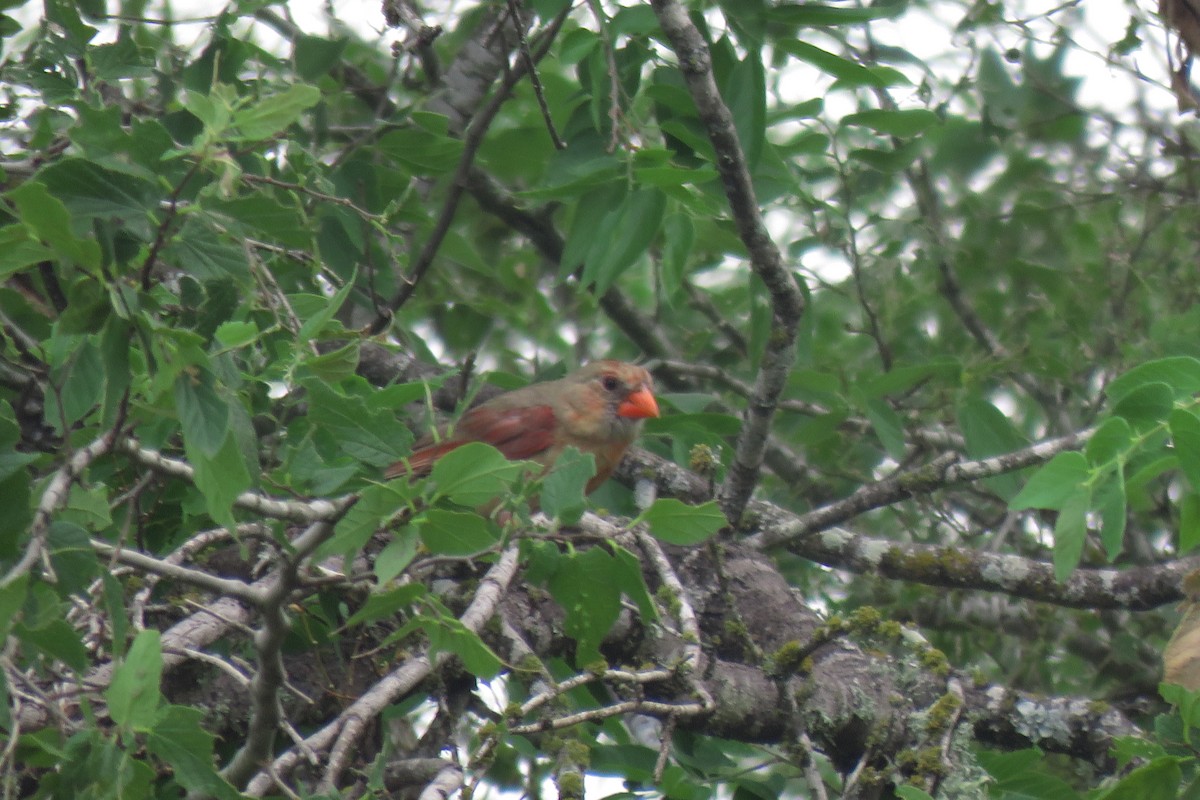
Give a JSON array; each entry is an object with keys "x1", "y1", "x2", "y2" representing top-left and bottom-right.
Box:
[
  {"x1": 121, "y1": 439, "x2": 352, "y2": 522},
  {"x1": 745, "y1": 427, "x2": 1093, "y2": 550},
  {"x1": 244, "y1": 545, "x2": 522, "y2": 796},
  {"x1": 372, "y1": 9, "x2": 570, "y2": 329},
  {"x1": 650, "y1": 0, "x2": 806, "y2": 524},
  {"x1": 1, "y1": 429, "x2": 121, "y2": 590}
]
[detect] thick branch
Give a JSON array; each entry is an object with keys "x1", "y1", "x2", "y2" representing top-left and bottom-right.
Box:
[
  {"x1": 795, "y1": 524, "x2": 1196, "y2": 611},
  {"x1": 618, "y1": 431, "x2": 1183, "y2": 610},
  {"x1": 221, "y1": 520, "x2": 339, "y2": 789}
]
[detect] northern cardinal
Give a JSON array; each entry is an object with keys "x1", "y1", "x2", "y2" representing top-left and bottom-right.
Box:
[{"x1": 384, "y1": 360, "x2": 659, "y2": 496}]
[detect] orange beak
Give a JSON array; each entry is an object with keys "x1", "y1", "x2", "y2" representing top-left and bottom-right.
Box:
[{"x1": 617, "y1": 387, "x2": 659, "y2": 419}]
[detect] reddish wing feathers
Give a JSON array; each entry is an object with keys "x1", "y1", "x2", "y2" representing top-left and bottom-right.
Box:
[
  {"x1": 384, "y1": 403, "x2": 558, "y2": 480},
  {"x1": 384, "y1": 439, "x2": 460, "y2": 479},
  {"x1": 456, "y1": 403, "x2": 558, "y2": 460}
]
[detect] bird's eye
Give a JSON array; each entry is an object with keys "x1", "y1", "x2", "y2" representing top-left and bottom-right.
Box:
[{"x1": 601, "y1": 374, "x2": 620, "y2": 392}]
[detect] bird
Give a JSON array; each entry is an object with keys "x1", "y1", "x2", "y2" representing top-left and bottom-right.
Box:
[{"x1": 384, "y1": 360, "x2": 659, "y2": 496}]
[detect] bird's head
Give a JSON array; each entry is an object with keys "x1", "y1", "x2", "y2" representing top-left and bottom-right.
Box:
[{"x1": 561, "y1": 360, "x2": 659, "y2": 442}]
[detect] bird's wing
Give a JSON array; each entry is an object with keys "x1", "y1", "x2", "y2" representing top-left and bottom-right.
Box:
[
  {"x1": 384, "y1": 403, "x2": 558, "y2": 479},
  {"x1": 456, "y1": 402, "x2": 558, "y2": 460}
]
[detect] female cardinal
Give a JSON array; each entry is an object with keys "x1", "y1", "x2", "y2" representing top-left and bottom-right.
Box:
[{"x1": 384, "y1": 360, "x2": 659, "y2": 495}]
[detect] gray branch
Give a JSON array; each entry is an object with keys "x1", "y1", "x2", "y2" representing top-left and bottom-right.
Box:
[{"x1": 649, "y1": 0, "x2": 806, "y2": 524}]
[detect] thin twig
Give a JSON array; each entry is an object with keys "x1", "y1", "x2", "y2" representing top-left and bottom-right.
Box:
[
  {"x1": 121, "y1": 438, "x2": 352, "y2": 522},
  {"x1": 372, "y1": 9, "x2": 571, "y2": 330},
  {"x1": 506, "y1": 0, "x2": 565, "y2": 149},
  {"x1": 586, "y1": 0, "x2": 624, "y2": 152},
  {"x1": 1, "y1": 430, "x2": 121, "y2": 590},
  {"x1": 745, "y1": 427, "x2": 1093, "y2": 550}
]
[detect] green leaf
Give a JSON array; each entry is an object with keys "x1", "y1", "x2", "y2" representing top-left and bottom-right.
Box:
[
  {"x1": 1171, "y1": 409, "x2": 1200, "y2": 490},
  {"x1": 660, "y1": 211, "x2": 694, "y2": 300},
  {"x1": 0, "y1": 400, "x2": 36, "y2": 482},
  {"x1": 863, "y1": 395, "x2": 906, "y2": 459},
  {"x1": 641, "y1": 499, "x2": 726, "y2": 545},
  {"x1": 549, "y1": 546, "x2": 621, "y2": 665},
  {"x1": 1010, "y1": 451, "x2": 1088, "y2": 511},
  {"x1": 213, "y1": 320, "x2": 259, "y2": 349},
  {"x1": 0, "y1": 223, "x2": 53, "y2": 279},
  {"x1": 147, "y1": 705, "x2": 242, "y2": 800},
  {"x1": 894, "y1": 787, "x2": 935, "y2": 800},
  {"x1": 1094, "y1": 470, "x2": 1126, "y2": 559},
  {"x1": 101, "y1": 572, "x2": 128, "y2": 661},
  {"x1": 429, "y1": 442, "x2": 529, "y2": 508},
  {"x1": 99, "y1": 315, "x2": 132, "y2": 427},
  {"x1": 305, "y1": 341, "x2": 360, "y2": 383},
  {"x1": 38, "y1": 158, "x2": 157, "y2": 226},
  {"x1": 610, "y1": 4, "x2": 659, "y2": 36},
  {"x1": 209, "y1": 196, "x2": 310, "y2": 248},
  {"x1": 47, "y1": 521, "x2": 98, "y2": 597},
  {"x1": 187, "y1": 428, "x2": 252, "y2": 529},
  {"x1": 1086, "y1": 416, "x2": 1133, "y2": 467},
  {"x1": 539, "y1": 447, "x2": 595, "y2": 524},
  {"x1": 44, "y1": 0, "x2": 97, "y2": 44},
  {"x1": 848, "y1": 140, "x2": 922, "y2": 172},
  {"x1": 0, "y1": 574, "x2": 27, "y2": 639},
  {"x1": 977, "y1": 749, "x2": 1083, "y2": 800},
  {"x1": 64, "y1": 482, "x2": 113, "y2": 530},
  {"x1": 863, "y1": 359, "x2": 961, "y2": 398},
  {"x1": 561, "y1": 181, "x2": 624, "y2": 274},
  {"x1": 776, "y1": 41, "x2": 908, "y2": 88},
  {"x1": 366, "y1": 377, "x2": 448, "y2": 412},
  {"x1": 767, "y1": 3, "x2": 906, "y2": 25},
  {"x1": 304, "y1": 379, "x2": 414, "y2": 467},
  {"x1": 960, "y1": 395, "x2": 1027, "y2": 453},
  {"x1": 44, "y1": 337, "x2": 105, "y2": 430},
  {"x1": 1098, "y1": 757, "x2": 1182, "y2": 800},
  {"x1": 294, "y1": 35, "x2": 348, "y2": 82},
  {"x1": 379, "y1": 127, "x2": 466, "y2": 174},
  {"x1": 296, "y1": 273, "x2": 356, "y2": 342},
  {"x1": 1181, "y1": 493, "x2": 1200, "y2": 555},
  {"x1": 344, "y1": 583, "x2": 426, "y2": 627},
  {"x1": 57, "y1": 276, "x2": 109, "y2": 334},
  {"x1": 611, "y1": 544, "x2": 658, "y2": 622},
  {"x1": 167, "y1": 218, "x2": 251, "y2": 282},
  {"x1": 374, "y1": 528, "x2": 420, "y2": 584},
  {"x1": 581, "y1": 188, "x2": 666, "y2": 296},
  {"x1": 5, "y1": 181, "x2": 102, "y2": 268},
  {"x1": 0, "y1": 470, "x2": 32, "y2": 561},
  {"x1": 232, "y1": 84, "x2": 321, "y2": 140},
  {"x1": 324, "y1": 482, "x2": 409, "y2": 557},
  {"x1": 430, "y1": 618, "x2": 503, "y2": 678},
  {"x1": 418, "y1": 509, "x2": 500, "y2": 556},
  {"x1": 1112, "y1": 382, "x2": 1173, "y2": 429},
  {"x1": 843, "y1": 109, "x2": 941, "y2": 137},
  {"x1": 0, "y1": 445, "x2": 38, "y2": 482},
  {"x1": 106, "y1": 629, "x2": 163, "y2": 731},
  {"x1": 1107, "y1": 357, "x2": 1200, "y2": 403},
  {"x1": 14, "y1": 619, "x2": 90, "y2": 672},
  {"x1": 956, "y1": 395, "x2": 1028, "y2": 499},
  {"x1": 174, "y1": 370, "x2": 230, "y2": 458},
  {"x1": 1053, "y1": 489, "x2": 1089, "y2": 582},
  {"x1": 726, "y1": 51, "x2": 766, "y2": 168}
]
